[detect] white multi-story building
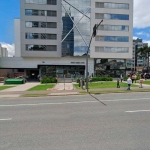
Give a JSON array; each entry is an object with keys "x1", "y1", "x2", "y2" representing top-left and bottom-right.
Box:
[
  {"x1": 132, "y1": 38, "x2": 148, "y2": 70},
  {"x1": 0, "y1": 0, "x2": 133, "y2": 79},
  {"x1": 0, "y1": 44, "x2": 8, "y2": 57}
]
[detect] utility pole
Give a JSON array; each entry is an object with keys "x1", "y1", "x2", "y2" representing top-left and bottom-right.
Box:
[{"x1": 86, "y1": 20, "x2": 103, "y2": 92}]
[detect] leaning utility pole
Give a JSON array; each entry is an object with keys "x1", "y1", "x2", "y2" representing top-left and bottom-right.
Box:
[{"x1": 86, "y1": 20, "x2": 103, "y2": 92}]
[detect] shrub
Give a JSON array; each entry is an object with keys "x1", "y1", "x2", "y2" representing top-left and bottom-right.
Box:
[
  {"x1": 41, "y1": 77, "x2": 57, "y2": 84},
  {"x1": 76, "y1": 78, "x2": 80, "y2": 83},
  {"x1": 136, "y1": 75, "x2": 140, "y2": 80},
  {"x1": 123, "y1": 76, "x2": 128, "y2": 81}
]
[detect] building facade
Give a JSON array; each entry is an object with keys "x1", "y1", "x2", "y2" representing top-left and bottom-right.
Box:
[
  {"x1": 132, "y1": 38, "x2": 148, "y2": 71},
  {"x1": 1, "y1": 0, "x2": 133, "y2": 79},
  {"x1": 0, "y1": 44, "x2": 8, "y2": 57}
]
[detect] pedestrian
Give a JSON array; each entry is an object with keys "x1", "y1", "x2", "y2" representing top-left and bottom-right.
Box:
[
  {"x1": 120, "y1": 74, "x2": 123, "y2": 82},
  {"x1": 82, "y1": 78, "x2": 85, "y2": 89},
  {"x1": 131, "y1": 74, "x2": 135, "y2": 83},
  {"x1": 139, "y1": 76, "x2": 144, "y2": 88},
  {"x1": 134, "y1": 74, "x2": 137, "y2": 83},
  {"x1": 117, "y1": 78, "x2": 120, "y2": 88},
  {"x1": 127, "y1": 75, "x2": 132, "y2": 90},
  {"x1": 55, "y1": 76, "x2": 58, "y2": 83}
]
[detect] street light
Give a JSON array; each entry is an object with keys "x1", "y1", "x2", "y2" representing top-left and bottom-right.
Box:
[{"x1": 86, "y1": 20, "x2": 103, "y2": 92}]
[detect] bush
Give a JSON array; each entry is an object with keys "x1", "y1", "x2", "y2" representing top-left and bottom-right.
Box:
[
  {"x1": 136, "y1": 75, "x2": 140, "y2": 80},
  {"x1": 76, "y1": 78, "x2": 80, "y2": 83},
  {"x1": 123, "y1": 76, "x2": 128, "y2": 81},
  {"x1": 41, "y1": 77, "x2": 57, "y2": 84}
]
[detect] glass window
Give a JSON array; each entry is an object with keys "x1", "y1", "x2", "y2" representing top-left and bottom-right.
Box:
[
  {"x1": 47, "y1": 22, "x2": 57, "y2": 28},
  {"x1": 95, "y1": 2, "x2": 129, "y2": 10},
  {"x1": 47, "y1": 0, "x2": 57, "y2": 5},
  {"x1": 26, "y1": 33, "x2": 39, "y2": 39},
  {"x1": 47, "y1": 10, "x2": 57, "y2": 16},
  {"x1": 96, "y1": 36, "x2": 129, "y2": 42},
  {"x1": 26, "y1": 21, "x2": 57, "y2": 28},
  {"x1": 95, "y1": 47, "x2": 129, "y2": 53},
  {"x1": 96, "y1": 13, "x2": 129, "y2": 20},
  {"x1": 26, "y1": 45, "x2": 57, "y2": 51},
  {"x1": 25, "y1": 10, "x2": 32, "y2": 15},
  {"x1": 25, "y1": 0, "x2": 56, "y2": 5},
  {"x1": 98, "y1": 25, "x2": 129, "y2": 31}
]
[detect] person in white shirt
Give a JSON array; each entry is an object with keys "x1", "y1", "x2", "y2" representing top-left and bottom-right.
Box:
[{"x1": 127, "y1": 75, "x2": 132, "y2": 90}]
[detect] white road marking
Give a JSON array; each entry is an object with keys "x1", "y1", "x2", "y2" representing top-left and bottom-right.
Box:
[
  {"x1": 0, "y1": 101, "x2": 98, "y2": 107},
  {"x1": 0, "y1": 97, "x2": 149, "y2": 107},
  {"x1": 126, "y1": 110, "x2": 150, "y2": 113},
  {"x1": 0, "y1": 118, "x2": 12, "y2": 121},
  {"x1": 103, "y1": 97, "x2": 150, "y2": 102}
]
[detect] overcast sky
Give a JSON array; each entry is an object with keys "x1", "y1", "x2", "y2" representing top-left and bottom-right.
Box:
[{"x1": 0, "y1": 0, "x2": 150, "y2": 57}]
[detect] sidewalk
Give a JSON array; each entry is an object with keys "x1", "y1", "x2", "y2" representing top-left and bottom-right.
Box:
[
  {"x1": 52, "y1": 83, "x2": 74, "y2": 90},
  {"x1": 0, "y1": 82, "x2": 40, "y2": 92},
  {"x1": 0, "y1": 81, "x2": 150, "y2": 98}
]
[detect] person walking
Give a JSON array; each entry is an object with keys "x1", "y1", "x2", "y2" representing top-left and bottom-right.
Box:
[
  {"x1": 127, "y1": 75, "x2": 132, "y2": 90},
  {"x1": 117, "y1": 78, "x2": 120, "y2": 88},
  {"x1": 131, "y1": 74, "x2": 135, "y2": 83},
  {"x1": 139, "y1": 76, "x2": 144, "y2": 88}
]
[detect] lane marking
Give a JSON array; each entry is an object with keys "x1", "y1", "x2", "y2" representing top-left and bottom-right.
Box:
[
  {"x1": 103, "y1": 98, "x2": 150, "y2": 102},
  {"x1": 0, "y1": 97, "x2": 149, "y2": 107},
  {"x1": 0, "y1": 118, "x2": 12, "y2": 121},
  {"x1": 126, "y1": 110, "x2": 150, "y2": 113},
  {"x1": 0, "y1": 101, "x2": 98, "y2": 107}
]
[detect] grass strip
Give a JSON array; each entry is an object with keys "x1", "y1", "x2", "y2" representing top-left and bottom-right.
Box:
[
  {"x1": 143, "y1": 81, "x2": 150, "y2": 85},
  {"x1": 74, "y1": 82, "x2": 137, "y2": 89},
  {"x1": 0, "y1": 86, "x2": 15, "y2": 91},
  {"x1": 28, "y1": 84, "x2": 55, "y2": 91},
  {"x1": 80, "y1": 88, "x2": 150, "y2": 95},
  {"x1": 22, "y1": 94, "x2": 47, "y2": 97}
]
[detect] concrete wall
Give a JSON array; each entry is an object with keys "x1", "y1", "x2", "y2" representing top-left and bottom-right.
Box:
[
  {"x1": 20, "y1": 0, "x2": 62, "y2": 57},
  {"x1": 90, "y1": 0, "x2": 133, "y2": 59}
]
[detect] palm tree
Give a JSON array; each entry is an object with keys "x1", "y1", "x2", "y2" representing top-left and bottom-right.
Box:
[{"x1": 136, "y1": 46, "x2": 150, "y2": 72}]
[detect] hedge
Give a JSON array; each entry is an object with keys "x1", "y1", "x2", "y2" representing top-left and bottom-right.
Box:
[
  {"x1": 41, "y1": 77, "x2": 57, "y2": 84},
  {"x1": 92, "y1": 77, "x2": 113, "y2": 81},
  {"x1": 76, "y1": 77, "x2": 113, "y2": 83}
]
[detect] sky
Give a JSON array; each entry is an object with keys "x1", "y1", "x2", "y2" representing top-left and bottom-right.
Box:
[{"x1": 0, "y1": 0, "x2": 150, "y2": 56}]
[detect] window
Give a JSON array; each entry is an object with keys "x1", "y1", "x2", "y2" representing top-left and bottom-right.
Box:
[
  {"x1": 98, "y1": 25, "x2": 129, "y2": 31},
  {"x1": 47, "y1": 0, "x2": 57, "y2": 5},
  {"x1": 95, "y1": 36, "x2": 129, "y2": 42},
  {"x1": 47, "y1": 22, "x2": 57, "y2": 28},
  {"x1": 26, "y1": 33, "x2": 57, "y2": 40},
  {"x1": 95, "y1": 2, "x2": 129, "y2": 9},
  {"x1": 25, "y1": 10, "x2": 56, "y2": 17},
  {"x1": 26, "y1": 21, "x2": 57, "y2": 28},
  {"x1": 25, "y1": 0, "x2": 56, "y2": 5},
  {"x1": 26, "y1": 45, "x2": 57, "y2": 51},
  {"x1": 95, "y1": 13, "x2": 129, "y2": 20},
  {"x1": 47, "y1": 10, "x2": 57, "y2": 16},
  {"x1": 95, "y1": 47, "x2": 129, "y2": 53}
]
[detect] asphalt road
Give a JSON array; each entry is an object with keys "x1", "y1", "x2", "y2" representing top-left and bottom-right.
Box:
[{"x1": 1, "y1": 93, "x2": 150, "y2": 150}]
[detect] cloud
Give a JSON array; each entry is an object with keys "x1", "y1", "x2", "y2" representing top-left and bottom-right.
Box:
[
  {"x1": 136, "y1": 32, "x2": 150, "y2": 37},
  {"x1": 134, "y1": 0, "x2": 150, "y2": 28},
  {"x1": 0, "y1": 42, "x2": 15, "y2": 57}
]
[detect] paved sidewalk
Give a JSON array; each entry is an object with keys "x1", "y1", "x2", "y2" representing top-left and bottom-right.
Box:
[
  {"x1": 0, "y1": 82, "x2": 40, "y2": 92},
  {"x1": 53, "y1": 83, "x2": 74, "y2": 90}
]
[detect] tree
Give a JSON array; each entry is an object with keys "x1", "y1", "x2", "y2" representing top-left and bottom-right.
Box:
[{"x1": 136, "y1": 46, "x2": 150, "y2": 72}]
